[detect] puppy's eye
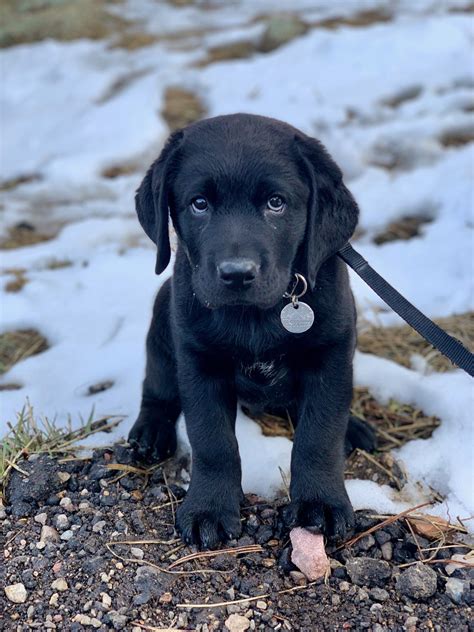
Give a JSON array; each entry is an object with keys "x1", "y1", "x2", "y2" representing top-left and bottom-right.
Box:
[
  {"x1": 267, "y1": 195, "x2": 286, "y2": 213},
  {"x1": 191, "y1": 196, "x2": 208, "y2": 214}
]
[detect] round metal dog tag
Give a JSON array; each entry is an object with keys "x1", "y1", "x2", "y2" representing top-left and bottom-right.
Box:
[{"x1": 280, "y1": 301, "x2": 314, "y2": 334}]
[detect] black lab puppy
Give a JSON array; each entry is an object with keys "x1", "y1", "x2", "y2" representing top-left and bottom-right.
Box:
[{"x1": 129, "y1": 113, "x2": 375, "y2": 548}]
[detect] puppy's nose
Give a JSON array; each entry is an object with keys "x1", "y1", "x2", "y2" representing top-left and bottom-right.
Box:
[{"x1": 217, "y1": 259, "x2": 258, "y2": 289}]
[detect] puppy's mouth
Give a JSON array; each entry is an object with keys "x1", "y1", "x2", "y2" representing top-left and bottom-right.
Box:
[{"x1": 193, "y1": 275, "x2": 288, "y2": 311}]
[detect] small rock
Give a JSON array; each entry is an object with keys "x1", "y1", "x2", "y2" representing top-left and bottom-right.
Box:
[
  {"x1": 225, "y1": 613, "x2": 250, "y2": 632},
  {"x1": 107, "y1": 611, "x2": 128, "y2": 630},
  {"x1": 289, "y1": 570, "x2": 307, "y2": 585},
  {"x1": 405, "y1": 616, "x2": 418, "y2": 628},
  {"x1": 21, "y1": 569, "x2": 36, "y2": 590},
  {"x1": 395, "y1": 562, "x2": 437, "y2": 600},
  {"x1": 339, "y1": 580, "x2": 351, "y2": 592},
  {"x1": 34, "y1": 512, "x2": 48, "y2": 525},
  {"x1": 40, "y1": 525, "x2": 59, "y2": 543},
  {"x1": 445, "y1": 577, "x2": 469, "y2": 604},
  {"x1": 358, "y1": 534, "x2": 376, "y2": 551},
  {"x1": 51, "y1": 578, "x2": 68, "y2": 592},
  {"x1": 369, "y1": 587, "x2": 389, "y2": 602},
  {"x1": 72, "y1": 614, "x2": 97, "y2": 627},
  {"x1": 380, "y1": 541, "x2": 393, "y2": 561},
  {"x1": 49, "y1": 593, "x2": 59, "y2": 607},
  {"x1": 57, "y1": 472, "x2": 71, "y2": 484},
  {"x1": 256, "y1": 600, "x2": 267, "y2": 610},
  {"x1": 55, "y1": 514, "x2": 69, "y2": 530},
  {"x1": 130, "y1": 547, "x2": 144, "y2": 560},
  {"x1": 59, "y1": 496, "x2": 74, "y2": 510},
  {"x1": 5, "y1": 583, "x2": 27, "y2": 603},
  {"x1": 374, "y1": 530, "x2": 391, "y2": 545},
  {"x1": 101, "y1": 592, "x2": 112, "y2": 608},
  {"x1": 52, "y1": 561, "x2": 62, "y2": 575},
  {"x1": 92, "y1": 520, "x2": 106, "y2": 533},
  {"x1": 346, "y1": 557, "x2": 391, "y2": 587},
  {"x1": 60, "y1": 530, "x2": 74, "y2": 541},
  {"x1": 446, "y1": 553, "x2": 474, "y2": 575},
  {"x1": 290, "y1": 528, "x2": 330, "y2": 581},
  {"x1": 159, "y1": 592, "x2": 172, "y2": 603}
]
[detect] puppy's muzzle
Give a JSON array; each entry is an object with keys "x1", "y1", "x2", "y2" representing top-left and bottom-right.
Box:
[{"x1": 217, "y1": 258, "x2": 259, "y2": 290}]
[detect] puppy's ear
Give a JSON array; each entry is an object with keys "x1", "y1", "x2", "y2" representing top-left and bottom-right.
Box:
[
  {"x1": 135, "y1": 130, "x2": 183, "y2": 275},
  {"x1": 296, "y1": 135, "x2": 359, "y2": 288}
]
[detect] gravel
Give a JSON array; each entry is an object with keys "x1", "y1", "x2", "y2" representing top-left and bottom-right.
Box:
[{"x1": 2, "y1": 446, "x2": 472, "y2": 631}]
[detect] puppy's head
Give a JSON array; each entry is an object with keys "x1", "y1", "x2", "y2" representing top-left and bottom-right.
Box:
[{"x1": 136, "y1": 114, "x2": 358, "y2": 309}]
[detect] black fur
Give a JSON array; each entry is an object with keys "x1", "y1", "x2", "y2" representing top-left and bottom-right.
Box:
[{"x1": 129, "y1": 114, "x2": 375, "y2": 548}]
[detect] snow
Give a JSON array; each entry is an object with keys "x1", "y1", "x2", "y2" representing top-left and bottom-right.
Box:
[{"x1": 1, "y1": 1, "x2": 473, "y2": 525}]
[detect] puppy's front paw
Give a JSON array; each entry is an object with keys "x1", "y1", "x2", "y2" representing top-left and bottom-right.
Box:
[
  {"x1": 128, "y1": 414, "x2": 177, "y2": 462},
  {"x1": 283, "y1": 493, "x2": 354, "y2": 540},
  {"x1": 176, "y1": 494, "x2": 242, "y2": 549}
]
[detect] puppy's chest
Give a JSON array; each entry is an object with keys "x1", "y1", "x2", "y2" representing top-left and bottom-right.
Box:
[
  {"x1": 239, "y1": 358, "x2": 285, "y2": 384},
  {"x1": 235, "y1": 355, "x2": 294, "y2": 407}
]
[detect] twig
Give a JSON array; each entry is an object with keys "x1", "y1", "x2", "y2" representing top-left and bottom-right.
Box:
[
  {"x1": 355, "y1": 449, "x2": 402, "y2": 489},
  {"x1": 108, "y1": 538, "x2": 179, "y2": 546},
  {"x1": 5, "y1": 458, "x2": 29, "y2": 476},
  {"x1": 399, "y1": 558, "x2": 474, "y2": 569},
  {"x1": 132, "y1": 624, "x2": 189, "y2": 631},
  {"x1": 105, "y1": 542, "x2": 233, "y2": 577},
  {"x1": 162, "y1": 470, "x2": 178, "y2": 526},
  {"x1": 339, "y1": 502, "x2": 432, "y2": 550},
  {"x1": 177, "y1": 580, "x2": 318, "y2": 609},
  {"x1": 151, "y1": 499, "x2": 183, "y2": 512},
  {"x1": 168, "y1": 544, "x2": 262, "y2": 569},
  {"x1": 405, "y1": 517, "x2": 425, "y2": 562}
]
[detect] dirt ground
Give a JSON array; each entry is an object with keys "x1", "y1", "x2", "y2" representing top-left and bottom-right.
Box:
[{"x1": 2, "y1": 444, "x2": 472, "y2": 632}]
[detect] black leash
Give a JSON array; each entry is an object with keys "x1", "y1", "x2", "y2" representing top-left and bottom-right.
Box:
[{"x1": 338, "y1": 243, "x2": 474, "y2": 378}]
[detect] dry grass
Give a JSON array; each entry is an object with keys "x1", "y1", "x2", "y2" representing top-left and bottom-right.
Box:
[
  {"x1": 380, "y1": 86, "x2": 423, "y2": 109},
  {"x1": 0, "y1": 174, "x2": 41, "y2": 191},
  {"x1": 3, "y1": 268, "x2": 28, "y2": 293},
  {"x1": 1, "y1": 0, "x2": 127, "y2": 48},
  {"x1": 0, "y1": 222, "x2": 54, "y2": 250},
  {"x1": 311, "y1": 9, "x2": 392, "y2": 30},
  {"x1": 358, "y1": 312, "x2": 474, "y2": 372},
  {"x1": 102, "y1": 163, "x2": 138, "y2": 179},
  {"x1": 0, "y1": 329, "x2": 49, "y2": 375},
  {"x1": 196, "y1": 40, "x2": 257, "y2": 68},
  {"x1": 439, "y1": 127, "x2": 474, "y2": 148},
  {"x1": 372, "y1": 215, "x2": 432, "y2": 244},
  {"x1": 243, "y1": 408, "x2": 294, "y2": 440},
  {"x1": 161, "y1": 87, "x2": 207, "y2": 132},
  {"x1": 44, "y1": 259, "x2": 73, "y2": 270},
  {"x1": 0, "y1": 402, "x2": 123, "y2": 502},
  {"x1": 110, "y1": 31, "x2": 158, "y2": 51},
  {"x1": 351, "y1": 387, "x2": 441, "y2": 451}
]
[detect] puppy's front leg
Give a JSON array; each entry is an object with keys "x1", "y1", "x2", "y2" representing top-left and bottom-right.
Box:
[
  {"x1": 285, "y1": 340, "x2": 355, "y2": 539},
  {"x1": 176, "y1": 349, "x2": 242, "y2": 548}
]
